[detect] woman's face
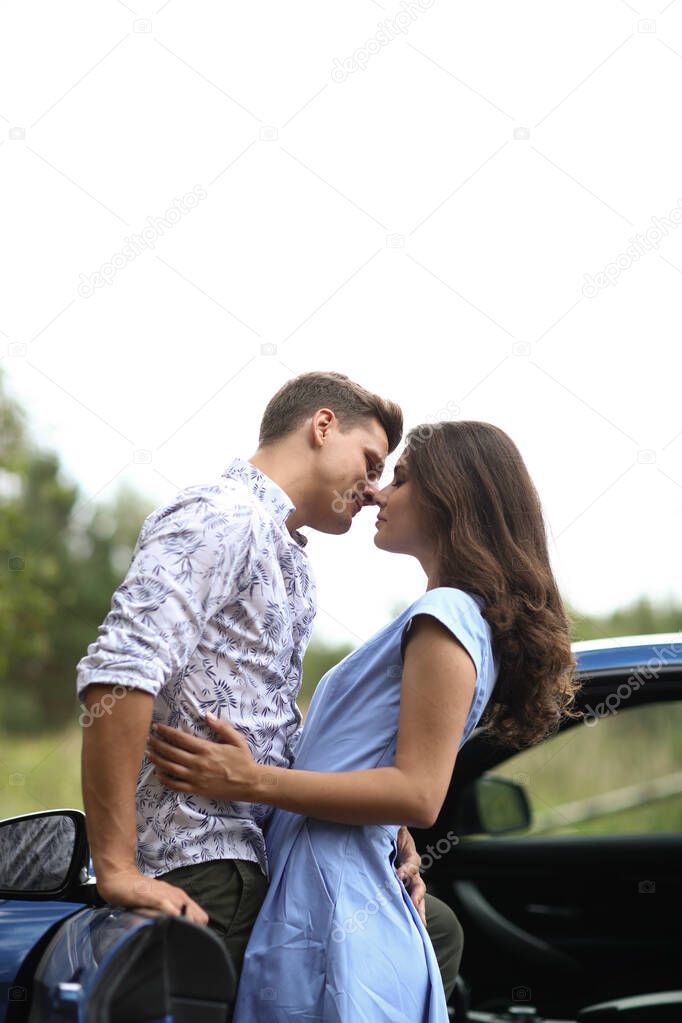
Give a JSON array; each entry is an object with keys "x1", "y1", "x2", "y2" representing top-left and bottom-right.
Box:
[{"x1": 373, "y1": 449, "x2": 433, "y2": 562}]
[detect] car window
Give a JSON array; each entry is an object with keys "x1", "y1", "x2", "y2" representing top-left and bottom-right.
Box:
[{"x1": 483, "y1": 700, "x2": 682, "y2": 837}]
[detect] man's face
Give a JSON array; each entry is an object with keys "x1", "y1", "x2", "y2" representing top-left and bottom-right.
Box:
[{"x1": 312, "y1": 416, "x2": 389, "y2": 535}]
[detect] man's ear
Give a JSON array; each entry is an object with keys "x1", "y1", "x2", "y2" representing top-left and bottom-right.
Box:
[{"x1": 310, "y1": 407, "x2": 336, "y2": 448}]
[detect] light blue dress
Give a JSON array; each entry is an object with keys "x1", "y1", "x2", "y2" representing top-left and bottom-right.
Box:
[{"x1": 233, "y1": 587, "x2": 500, "y2": 1022}]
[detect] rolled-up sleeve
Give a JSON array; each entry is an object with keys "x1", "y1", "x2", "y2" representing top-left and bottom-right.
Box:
[{"x1": 76, "y1": 494, "x2": 255, "y2": 700}]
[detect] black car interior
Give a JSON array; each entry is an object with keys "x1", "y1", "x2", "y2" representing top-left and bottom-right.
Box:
[{"x1": 413, "y1": 666, "x2": 682, "y2": 1021}]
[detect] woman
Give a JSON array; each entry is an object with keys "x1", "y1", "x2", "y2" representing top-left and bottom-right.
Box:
[{"x1": 149, "y1": 421, "x2": 580, "y2": 1022}]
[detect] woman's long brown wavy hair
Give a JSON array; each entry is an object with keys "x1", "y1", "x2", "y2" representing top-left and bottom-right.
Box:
[{"x1": 404, "y1": 420, "x2": 581, "y2": 750}]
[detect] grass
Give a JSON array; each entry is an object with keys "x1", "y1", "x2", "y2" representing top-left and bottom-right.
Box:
[
  {"x1": 491, "y1": 701, "x2": 682, "y2": 837},
  {"x1": 0, "y1": 726, "x2": 83, "y2": 820}
]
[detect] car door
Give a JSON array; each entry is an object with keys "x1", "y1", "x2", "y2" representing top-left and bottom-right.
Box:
[
  {"x1": 0, "y1": 810, "x2": 237, "y2": 1022},
  {"x1": 413, "y1": 637, "x2": 682, "y2": 1019},
  {"x1": 0, "y1": 810, "x2": 92, "y2": 1022}
]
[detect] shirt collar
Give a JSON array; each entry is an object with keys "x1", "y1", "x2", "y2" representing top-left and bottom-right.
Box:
[{"x1": 220, "y1": 457, "x2": 309, "y2": 548}]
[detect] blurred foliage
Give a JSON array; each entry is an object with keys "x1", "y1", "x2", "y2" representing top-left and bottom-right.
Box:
[
  {"x1": 568, "y1": 595, "x2": 682, "y2": 642},
  {"x1": 301, "y1": 642, "x2": 353, "y2": 706},
  {"x1": 0, "y1": 369, "x2": 153, "y2": 733}
]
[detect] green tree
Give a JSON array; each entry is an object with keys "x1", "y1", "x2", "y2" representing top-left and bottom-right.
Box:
[
  {"x1": 0, "y1": 370, "x2": 153, "y2": 732},
  {"x1": 568, "y1": 596, "x2": 682, "y2": 642}
]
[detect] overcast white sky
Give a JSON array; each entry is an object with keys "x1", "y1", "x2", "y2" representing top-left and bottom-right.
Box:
[{"x1": 1, "y1": 0, "x2": 681, "y2": 647}]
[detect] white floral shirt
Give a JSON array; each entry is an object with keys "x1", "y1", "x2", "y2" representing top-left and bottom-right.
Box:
[{"x1": 76, "y1": 457, "x2": 317, "y2": 878}]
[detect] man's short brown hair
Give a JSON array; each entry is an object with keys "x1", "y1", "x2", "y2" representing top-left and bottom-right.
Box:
[{"x1": 258, "y1": 371, "x2": 403, "y2": 453}]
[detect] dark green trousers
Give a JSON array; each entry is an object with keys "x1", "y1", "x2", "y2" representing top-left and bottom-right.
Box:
[
  {"x1": 159, "y1": 859, "x2": 463, "y2": 1005},
  {"x1": 158, "y1": 858, "x2": 268, "y2": 982},
  {"x1": 424, "y1": 891, "x2": 464, "y2": 1001}
]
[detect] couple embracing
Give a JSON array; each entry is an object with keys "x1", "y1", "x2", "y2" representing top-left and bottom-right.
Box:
[{"x1": 77, "y1": 371, "x2": 577, "y2": 1021}]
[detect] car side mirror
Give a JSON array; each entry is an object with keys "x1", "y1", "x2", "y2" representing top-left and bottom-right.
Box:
[
  {"x1": 456, "y1": 776, "x2": 532, "y2": 835},
  {"x1": 0, "y1": 809, "x2": 90, "y2": 899}
]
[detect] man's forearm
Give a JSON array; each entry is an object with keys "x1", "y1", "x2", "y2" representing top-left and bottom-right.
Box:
[{"x1": 80, "y1": 685, "x2": 153, "y2": 878}]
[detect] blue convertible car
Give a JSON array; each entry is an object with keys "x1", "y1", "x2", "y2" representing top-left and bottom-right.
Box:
[{"x1": 1, "y1": 634, "x2": 681, "y2": 1022}]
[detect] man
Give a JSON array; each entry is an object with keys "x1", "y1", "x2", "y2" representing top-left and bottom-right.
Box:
[{"x1": 77, "y1": 370, "x2": 463, "y2": 999}]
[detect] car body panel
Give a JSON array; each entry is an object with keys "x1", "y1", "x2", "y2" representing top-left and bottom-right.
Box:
[
  {"x1": 0, "y1": 901, "x2": 84, "y2": 1022},
  {"x1": 26, "y1": 907, "x2": 176, "y2": 1023},
  {"x1": 572, "y1": 633, "x2": 682, "y2": 674}
]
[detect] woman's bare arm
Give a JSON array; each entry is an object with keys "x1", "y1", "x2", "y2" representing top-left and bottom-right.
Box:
[{"x1": 149, "y1": 615, "x2": 476, "y2": 828}]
